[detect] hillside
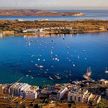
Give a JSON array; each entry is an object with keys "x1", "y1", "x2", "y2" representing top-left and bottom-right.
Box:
[{"x1": 0, "y1": 9, "x2": 85, "y2": 16}]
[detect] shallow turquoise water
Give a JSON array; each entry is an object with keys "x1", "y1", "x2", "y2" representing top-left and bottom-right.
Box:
[{"x1": 0, "y1": 33, "x2": 108, "y2": 86}]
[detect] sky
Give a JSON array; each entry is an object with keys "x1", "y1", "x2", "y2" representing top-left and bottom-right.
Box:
[{"x1": 0, "y1": 0, "x2": 108, "y2": 10}]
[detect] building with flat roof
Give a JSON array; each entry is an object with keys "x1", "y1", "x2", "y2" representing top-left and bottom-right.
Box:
[{"x1": 8, "y1": 83, "x2": 39, "y2": 99}]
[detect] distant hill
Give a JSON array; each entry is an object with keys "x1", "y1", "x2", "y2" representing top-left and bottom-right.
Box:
[{"x1": 0, "y1": 9, "x2": 85, "y2": 16}]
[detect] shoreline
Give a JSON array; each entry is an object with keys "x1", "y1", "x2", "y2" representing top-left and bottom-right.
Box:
[
  {"x1": 1, "y1": 30, "x2": 108, "y2": 38},
  {"x1": 0, "y1": 20, "x2": 108, "y2": 36}
]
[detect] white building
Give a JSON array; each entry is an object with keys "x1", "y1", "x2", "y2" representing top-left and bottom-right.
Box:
[
  {"x1": 58, "y1": 87, "x2": 68, "y2": 100},
  {"x1": 67, "y1": 88, "x2": 101, "y2": 104},
  {"x1": 68, "y1": 88, "x2": 88, "y2": 103},
  {"x1": 8, "y1": 83, "x2": 39, "y2": 99}
]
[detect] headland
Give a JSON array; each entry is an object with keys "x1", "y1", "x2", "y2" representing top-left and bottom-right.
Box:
[{"x1": 0, "y1": 9, "x2": 85, "y2": 16}]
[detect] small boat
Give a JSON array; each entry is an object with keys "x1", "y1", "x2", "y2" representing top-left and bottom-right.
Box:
[
  {"x1": 73, "y1": 64, "x2": 76, "y2": 67},
  {"x1": 105, "y1": 67, "x2": 108, "y2": 74},
  {"x1": 53, "y1": 57, "x2": 59, "y2": 61},
  {"x1": 49, "y1": 76, "x2": 53, "y2": 80},
  {"x1": 54, "y1": 75, "x2": 61, "y2": 80},
  {"x1": 37, "y1": 58, "x2": 40, "y2": 61},
  {"x1": 83, "y1": 67, "x2": 92, "y2": 80},
  {"x1": 43, "y1": 59, "x2": 46, "y2": 62},
  {"x1": 35, "y1": 64, "x2": 44, "y2": 69},
  {"x1": 51, "y1": 50, "x2": 53, "y2": 55},
  {"x1": 28, "y1": 42, "x2": 31, "y2": 46},
  {"x1": 30, "y1": 76, "x2": 34, "y2": 79},
  {"x1": 77, "y1": 56, "x2": 80, "y2": 59},
  {"x1": 26, "y1": 75, "x2": 29, "y2": 77}
]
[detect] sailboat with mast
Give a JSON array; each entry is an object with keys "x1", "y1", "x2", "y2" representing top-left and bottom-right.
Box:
[
  {"x1": 105, "y1": 67, "x2": 108, "y2": 74},
  {"x1": 83, "y1": 67, "x2": 92, "y2": 80}
]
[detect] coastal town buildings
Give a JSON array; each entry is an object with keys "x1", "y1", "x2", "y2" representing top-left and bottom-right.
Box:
[
  {"x1": 0, "y1": 79, "x2": 108, "y2": 106},
  {"x1": 67, "y1": 86, "x2": 101, "y2": 104},
  {"x1": 39, "y1": 82, "x2": 103, "y2": 105},
  {"x1": 1, "y1": 83, "x2": 39, "y2": 99},
  {"x1": 0, "y1": 32, "x2": 3, "y2": 38},
  {"x1": 68, "y1": 88, "x2": 88, "y2": 103},
  {"x1": 0, "y1": 30, "x2": 14, "y2": 35},
  {"x1": 58, "y1": 87, "x2": 68, "y2": 100}
]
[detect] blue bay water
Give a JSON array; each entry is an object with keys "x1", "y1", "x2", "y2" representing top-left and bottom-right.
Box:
[
  {"x1": 0, "y1": 9, "x2": 108, "y2": 86},
  {"x1": 0, "y1": 33, "x2": 108, "y2": 86}
]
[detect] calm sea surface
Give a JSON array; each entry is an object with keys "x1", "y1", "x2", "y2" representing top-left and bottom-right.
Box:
[
  {"x1": 0, "y1": 10, "x2": 108, "y2": 21},
  {"x1": 0, "y1": 10, "x2": 108, "y2": 86},
  {"x1": 0, "y1": 33, "x2": 108, "y2": 86}
]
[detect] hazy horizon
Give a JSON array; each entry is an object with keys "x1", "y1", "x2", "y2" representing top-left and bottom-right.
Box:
[
  {"x1": 0, "y1": 7, "x2": 108, "y2": 10},
  {"x1": 0, "y1": 0, "x2": 108, "y2": 10}
]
